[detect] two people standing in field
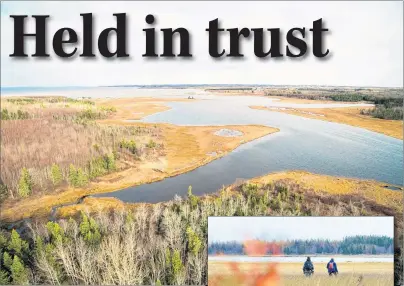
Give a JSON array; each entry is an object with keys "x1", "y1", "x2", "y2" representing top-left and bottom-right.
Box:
[{"x1": 302, "y1": 257, "x2": 339, "y2": 276}]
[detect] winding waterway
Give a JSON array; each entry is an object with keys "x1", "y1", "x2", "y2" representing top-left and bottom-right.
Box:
[{"x1": 85, "y1": 88, "x2": 403, "y2": 203}]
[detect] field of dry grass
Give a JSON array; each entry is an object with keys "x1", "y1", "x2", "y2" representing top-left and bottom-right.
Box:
[
  {"x1": 250, "y1": 105, "x2": 403, "y2": 140},
  {"x1": 95, "y1": 97, "x2": 194, "y2": 120},
  {"x1": 281, "y1": 275, "x2": 393, "y2": 286},
  {"x1": 0, "y1": 95, "x2": 277, "y2": 222},
  {"x1": 250, "y1": 171, "x2": 403, "y2": 213},
  {"x1": 208, "y1": 261, "x2": 394, "y2": 286}
]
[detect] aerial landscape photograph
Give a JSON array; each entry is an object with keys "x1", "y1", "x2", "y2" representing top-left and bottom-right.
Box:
[{"x1": 0, "y1": 1, "x2": 403, "y2": 285}]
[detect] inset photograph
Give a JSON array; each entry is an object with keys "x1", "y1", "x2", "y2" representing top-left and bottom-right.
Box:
[{"x1": 208, "y1": 216, "x2": 394, "y2": 286}]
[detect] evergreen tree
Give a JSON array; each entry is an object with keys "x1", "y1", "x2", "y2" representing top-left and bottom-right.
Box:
[
  {"x1": 0, "y1": 233, "x2": 8, "y2": 250},
  {"x1": 75, "y1": 168, "x2": 88, "y2": 187},
  {"x1": 165, "y1": 249, "x2": 184, "y2": 284},
  {"x1": 68, "y1": 165, "x2": 88, "y2": 187},
  {"x1": 0, "y1": 270, "x2": 9, "y2": 285},
  {"x1": 50, "y1": 164, "x2": 63, "y2": 186},
  {"x1": 186, "y1": 227, "x2": 202, "y2": 256},
  {"x1": 105, "y1": 153, "x2": 116, "y2": 171},
  {"x1": 79, "y1": 213, "x2": 101, "y2": 245},
  {"x1": 46, "y1": 222, "x2": 65, "y2": 244},
  {"x1": 187, "y1": 186, "x2": 199, "y2": 210},
  {"x1": 8, "y1": 230, "x2": 29, "y2": 257},
  {"x1": 372, "y1": 245, "x2": 377, "y2": 255},
  {"x1": 171, "y1": 250, "x2": 184, "y2": 278},
  {"x1": 10, "y1": 256, "x2": 28, "y2": 285},
  {"x1": 3, "y1": 252, "x2": 12, "y2": 269},
  {"x1": 17, "y1": 168, "x2": 32, "y2": 197},
  {"x1": 68, "y1": 164, "x2": 78, "y2": 187}
]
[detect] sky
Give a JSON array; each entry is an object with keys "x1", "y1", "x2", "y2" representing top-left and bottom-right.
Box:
[
  {"x1": 208, "y1": 217, "x2": 394, "y2": 242},
  {"x1": 1, "y1": 1, "x2": 403, "y2": 87}
]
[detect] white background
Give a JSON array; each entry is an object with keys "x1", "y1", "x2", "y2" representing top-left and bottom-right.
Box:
[{"x1": 1, "y1": 1, "x2": 403, "y2": 87}]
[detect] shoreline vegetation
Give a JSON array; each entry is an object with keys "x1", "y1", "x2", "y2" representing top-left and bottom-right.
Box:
[
  {"x1": 0, "y1": 95, "x2": 278, "y2": 222},
  {"x1": 0, "y1": 88, "x2": 403, "y2": 284},
  {"x1": 0, "y1": 170, "x2": 402, "y2": 285},
  {"x1": 250, "y1": 105, "x2": 403, "y2": 140},
  {"x1": 204, "y1": 86, "x2": 403, "y2": 139},
  {"x1": 54, "y1": 170, "x2": 403, "y2": 220},
  {"x1": 0, "y1": 92, "x2": 402, "y2": 222}
]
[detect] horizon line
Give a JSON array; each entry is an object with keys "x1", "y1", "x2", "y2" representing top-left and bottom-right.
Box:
[{"x1": 1, "y1": 84, "x2": 403, "y2": 89}]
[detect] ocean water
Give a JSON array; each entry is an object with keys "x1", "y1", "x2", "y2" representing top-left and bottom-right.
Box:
[
  {"x1": 2, "y1": 86, "x2": 401, "y2": 203},
  {"x1": 93, "y1": 88, "x2": 403, "y2": 202}
]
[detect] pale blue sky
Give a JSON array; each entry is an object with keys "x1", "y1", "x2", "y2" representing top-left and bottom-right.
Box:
[
  {"x1": 1, "y1": 1, "x2": 403, "y2": 87},
  {"x1": 208, "y1": 217, "x2": 394, "y2": 242}
]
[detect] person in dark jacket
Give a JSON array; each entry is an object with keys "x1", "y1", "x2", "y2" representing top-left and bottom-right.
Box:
[
  {"x1": 326, "y1": 258, "x2": 338, "y2": 276},
  {"x1": 303, "y1": 257, "x2": 314, "y2": 276}
]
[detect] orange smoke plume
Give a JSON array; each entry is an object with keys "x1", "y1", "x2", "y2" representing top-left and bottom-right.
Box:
[{"x1": 208, "y1": 239, "x2": 282, "y2": 286}]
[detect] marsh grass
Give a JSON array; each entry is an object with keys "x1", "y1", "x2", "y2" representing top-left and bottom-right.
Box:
[
  {"x1": 282, "y1": 274, "x2": 393, "y2": 286},
  {"x1": 209, "y1": 273, "x2": 394, "y2": 286}
]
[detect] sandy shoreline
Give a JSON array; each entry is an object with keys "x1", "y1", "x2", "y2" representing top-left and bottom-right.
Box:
[
  {"x1": 1, "y1": 92, "x2": 401, "y2": 222},
  {"x1": 250, "y1": 105, "x2": 403, "y2": 139},
  {"x1": 0, "y1": 122, "x2": 278, "y2": 222},
  {"x1": 6, "y1": 169, "x2": 401, "y2": 223}
]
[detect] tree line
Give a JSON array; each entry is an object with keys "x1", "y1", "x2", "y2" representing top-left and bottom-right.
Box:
[
  {"x1": 263, "y1": 89, "x2": 403, "y2": 120},
  {"x1": 208, "y1": 235, "x2": 394, "y2": 255},
  {"x1": 0, "y1": 179, "x2": 402, "y2": 284}
]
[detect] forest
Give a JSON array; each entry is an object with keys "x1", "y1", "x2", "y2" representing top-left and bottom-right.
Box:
[
  {"x1": 0, "y1": 180, "x2": 402, "y2": 285},
  {"x1": 208, "y1": 235, "x2": 394, "y2": 256},
  {"x1": 262, "y1": 87, "x2": 403, "y2": 120},
  {"x1": 0, "y1": 96, "x2": 163, "y2": 202}
]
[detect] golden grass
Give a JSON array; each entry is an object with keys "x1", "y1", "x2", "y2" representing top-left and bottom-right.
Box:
[
  {"x1": 209, "y1": 261, "x2": 394, "y2": 286},
  {"x1": 95, "y1": 97, "x2": 194, "y2": 120},
  {"x1": 250, "y1": 105, "x2": 403, "y2": 140},
  {"x1": 0, "y1": 123, "x2": 277, "y2": 222},
  {"x1": 281, "y1": 275, "x2": 393, "y2": 286},
  {"x1": 209, "y1": 261, "x2": 393, "y2": 275},
  {"x1": 162, "y1": 124, "x2": 279, "y2": 174},
  {"x1": 0, "y1": 95, "x2": 277, "y2": 222},
  {"x1": 250, "y1": 171, "x2": 403, "y2": 213},
  {"x1": 56, "y1": 197, "x2": 139, "y2": 217},
  {"x1": 3, "y1": 168, "x2": 400, "y2": 223}
]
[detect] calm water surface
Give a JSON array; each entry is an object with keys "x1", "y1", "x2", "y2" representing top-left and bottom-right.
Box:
[
  {"x1": 208, "y1": 255, "x2": 394, "y2": 263},
  {"x1": 90, "y1": 88, "x2": 403, "y2": 203}
]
